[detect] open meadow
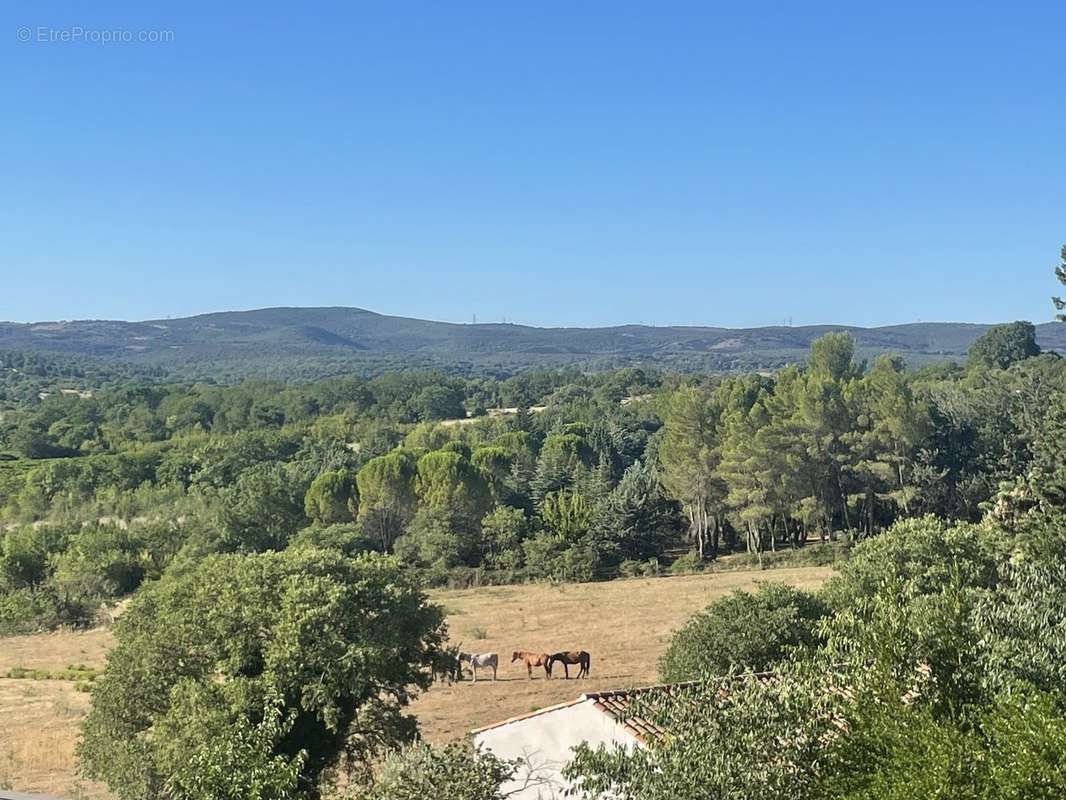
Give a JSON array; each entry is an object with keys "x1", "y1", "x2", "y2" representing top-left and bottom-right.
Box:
[{"x1": 0, "y1": 566, "x2": 832, "y2": 797}]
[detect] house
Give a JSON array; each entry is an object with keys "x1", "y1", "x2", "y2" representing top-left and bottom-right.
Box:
[{"x1": 471, "y1": 685, "x2": 677, "y2": 800}]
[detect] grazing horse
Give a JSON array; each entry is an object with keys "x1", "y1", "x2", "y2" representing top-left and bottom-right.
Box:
[
  {"x1": 549, "y1": 650, "x2": 591, "y2": 679},
  {"x1": 511, "y1": 650, "x2": 553, "y2": 680},
  {"x1": 458, "y1": 651, "x2": 498, "y2": 683}
]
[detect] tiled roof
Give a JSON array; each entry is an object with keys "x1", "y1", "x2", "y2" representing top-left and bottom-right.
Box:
[
  {"x1": 581, "y1": 683, "x2": 696, "y2": 742},
  {"x1": 472, "y1": 673, "x2": 778, "y2": 741},
  {"x1": 468, "y1": 683, "x2": 689, "y2": 739}
]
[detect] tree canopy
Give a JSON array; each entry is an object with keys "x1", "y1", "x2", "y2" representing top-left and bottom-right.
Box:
[{"x1": 78, "y1": 548, "x2": 446, "y2": 800}]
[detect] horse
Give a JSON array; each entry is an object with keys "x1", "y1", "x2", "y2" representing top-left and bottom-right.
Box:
[
  {"x1": 458, "y1": 651, "x2": 498, "y2": 683},
  {"x1": 549, "y1": 650, "x2": 591, "y2": 679},
  {"x1": 511, "y1": 650, "x2": 553, "y2": 680}
]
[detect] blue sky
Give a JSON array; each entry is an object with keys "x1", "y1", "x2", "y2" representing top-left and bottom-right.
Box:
[{"x1": 2, "y1": 1, "x2": 1064, "y2": 328}]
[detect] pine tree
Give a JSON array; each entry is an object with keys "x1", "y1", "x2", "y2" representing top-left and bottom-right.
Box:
[
  {"x1": 1054, "y1": 244, "x2": 1066, "y2": 322},
  {"x1": 659, "y1": 385, "x2": 725, "y2": 559}
]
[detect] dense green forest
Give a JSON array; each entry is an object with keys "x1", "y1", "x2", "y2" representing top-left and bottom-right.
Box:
[
  {"x1": 1, "y1": 318, "x2": 1062, "y2": 637},
  {"x1": 2, "y1": 291, "x2": 1065, "y2": 798}
]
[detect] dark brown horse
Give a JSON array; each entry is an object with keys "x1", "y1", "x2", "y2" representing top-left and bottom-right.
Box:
[
  {"x1": 549, "y1": 650, "x2": 591, "y2": 679},
  {"x1": 511, "y1": 650, "x2": 552, "y2": 679}
]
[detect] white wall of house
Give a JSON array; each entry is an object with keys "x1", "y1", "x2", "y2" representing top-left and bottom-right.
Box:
[{"x1": 473, "y1": 699, "x2": 638, "y2": 800}]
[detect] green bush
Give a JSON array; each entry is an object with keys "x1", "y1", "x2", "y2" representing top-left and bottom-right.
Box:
[
  {"x1": 640, "y1": 558, "x2": 661, "y2": 577},
  {"x1": 0, "y1": 524, "x2": 70, "y2": 587},
  {"x1": 618, "y1": 559, "x2": 643, "y2": 578},
  {"x1": 522, "y1": 534, "x2": 599, "y2": 583},
  {"x1": 820, "y1": 516, "x2": 998, "y2": 612},
  {"x1": 362, "y1": 740, "x2": 514, "y2": 800},
  {"x1": 669, "y1": 551, "x2": 704, "y2": 575},
  {"x1": 288, "y1": 522, "x2": 379, "y2": 556},
  {"x1": 0, "y1": 586, "x2": 61, "y2": 634},
  {"x1": 821, "y1": 689, "x2": 1066, "y2": 800},
  {"x1": 658, "y1": 583, "x2": 829, "y2": 682}
]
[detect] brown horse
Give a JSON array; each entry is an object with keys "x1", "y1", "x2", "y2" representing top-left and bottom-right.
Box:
[
  {"x1": 549, "y1": 650, "x2": 591, "y2": 679},
  {"x1": 511, "y1": 650, "x2": 552, "y2": 679}
]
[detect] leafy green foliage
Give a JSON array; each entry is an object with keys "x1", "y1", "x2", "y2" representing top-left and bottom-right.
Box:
[
  {"x1": 819, "y1": 515, "x2": 998, "y2": 611},
  {"x1": 478, "y1": 505, "x2": 527, "y2": 569},
  {"x1": 566, "y1": 672, "x2": 839, "y2": 800},
  {"x1": 570, "y1": 513, "x2": 1066, "y2": 799},
  {"x1": 1, "y1": 332, "x2": 1064, "y2": 632},
  {"x1": 216, "y1": 462, "x2": 309, "y2": 552},
  {"x1": 78, "y1": 549, "x2": 446, "y2": 800},
  {"x1": 658, "y1": 583, "x2": 828, "y2": 681},
  {"x1": 967, "y1": 321, "x2": 1041, "y2": 370},
  {"x1": 362, "y1": 741, "x2": 515, "y2": 800},
  {"x1": 821, "y1": 690, "x2": 1066, "y2": 800},
  {"x1": 303, "y1": 469, "x2": 358, "y2": 525}
]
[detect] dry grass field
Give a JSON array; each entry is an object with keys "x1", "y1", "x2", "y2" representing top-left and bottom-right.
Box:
[
  {"x1": 0, "y1": 629, "x2": 114, "y2": 798},
  {"x1": 0, "y1": 565, "x2": 832, "y2": 796}
]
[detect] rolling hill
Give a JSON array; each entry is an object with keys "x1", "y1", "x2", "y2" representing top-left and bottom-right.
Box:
[{"x1": 1, "y1": 307, "x2": 1063, "y2": 380}]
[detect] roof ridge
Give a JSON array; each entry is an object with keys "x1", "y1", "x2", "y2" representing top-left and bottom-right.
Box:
[
  {"x1": 469, "y1": 696, "x2": 587, "y2": 735},
  {"x1": 471, "y1": 673, "x2": 780, "y2": 738}
]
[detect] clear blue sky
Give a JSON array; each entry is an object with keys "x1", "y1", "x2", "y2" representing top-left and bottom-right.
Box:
[{"x1": 2, "y1": 1, "x2": 1064, "y2": 328}]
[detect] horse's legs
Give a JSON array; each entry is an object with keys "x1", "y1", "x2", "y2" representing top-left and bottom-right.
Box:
[
  {"x1": 472, "y1": 665, "x2": 477, "y2": 683},
  {"x1": 492, "y1": 665, "x2": 497, "y2": 681},
  {"x1": 527, "y1": 663, "x2": 532, "y2": 680},
  {"x1": 563, "y1": 663, "x2": 570, "y2": 679}
]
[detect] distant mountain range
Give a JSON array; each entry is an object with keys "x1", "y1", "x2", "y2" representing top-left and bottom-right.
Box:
[{"x1": 1, "y1": 307, "x2": 1063, "y2": 380}]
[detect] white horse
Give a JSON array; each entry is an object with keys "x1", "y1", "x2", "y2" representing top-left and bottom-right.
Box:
[{"x1": 458, "y1": 651, "x2": 498, "y2": 682}]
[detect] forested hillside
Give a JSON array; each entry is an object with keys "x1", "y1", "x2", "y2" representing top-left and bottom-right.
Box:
[
  {"x1": 3, "y1": 306, "x2": 1064, "y2": 380},
  {"x1": 1, "y1": 314, "x2": 1064, "y2": 798},
  {"x1": 1, "y1": 321, "x2": 1061, "y2": 634}
]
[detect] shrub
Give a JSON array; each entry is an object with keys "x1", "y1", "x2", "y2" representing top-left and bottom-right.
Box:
[
  {"x1": 618, "y1": 559, "x2": 643, "y2": 578},
  {"x1": 658, "y1": 583, "x2": 829, "y2": 681},
  {"x1": 821, "y1": 688, "x2": 1066, "y2": 800},
  {"x1": 0, "y1": 524, "x2": 69, "y2": 587},
  {"x1": 819, "y1": 516, "x2": 998, "y2": 612},
  {"x1": 362, "y1": 740, "x2": 514, "y2": 800},
  {"x1": 288, "y1": 523, "x2": 378, "y2": 556},
  {"x1": 522, "y1": 534, "x2": 598, "y2": 583},
  {"x1": 0, "y1": 586, "x2": 61, "y2": 634},
  {"x1": 669, "y1": 552, "x2": 703, "y2": 575},
  {"x1": 4, "y1": 664, "x2": 97, "y2": 681}
]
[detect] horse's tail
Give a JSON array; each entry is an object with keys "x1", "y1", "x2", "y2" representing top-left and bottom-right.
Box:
[{"x1": 586, "y1": 652, "x2": 591, "y2": 675}]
